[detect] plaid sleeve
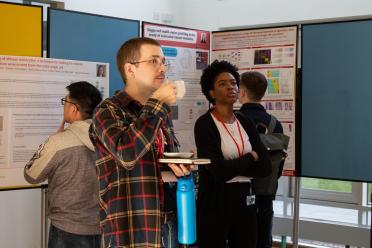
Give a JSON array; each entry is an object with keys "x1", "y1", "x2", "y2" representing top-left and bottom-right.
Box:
[{"x1": 92, "y1": 98, "x2": 170, "y2": 170}]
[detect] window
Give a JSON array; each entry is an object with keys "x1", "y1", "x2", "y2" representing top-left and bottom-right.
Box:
[
  {"x1": 368, "y1": 183, "x2": 371, "y2": 204},
  {"x1": 300, "y1": 178, "x2": 359, "y2": 203},
  {"x1": 301, "y1": 178, "x2": 352, "y2": 193}
]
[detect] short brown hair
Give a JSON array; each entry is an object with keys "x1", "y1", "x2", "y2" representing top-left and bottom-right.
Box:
[
  {"x1": 240, "y1": 71, "x2": 267, "y2": 101},
  {"x1": 116, "y1": 37, "x2": 161, "y2": 82}
]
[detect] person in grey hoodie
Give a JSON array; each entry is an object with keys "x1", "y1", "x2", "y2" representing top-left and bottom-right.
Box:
[{"x1": 24, "y1": 81, "x2": 102, "y2": 248}]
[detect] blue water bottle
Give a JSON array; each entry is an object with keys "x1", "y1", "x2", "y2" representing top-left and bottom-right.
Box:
[{"x1": 177, "y1": 174, "x2": 196, "y2": 245}]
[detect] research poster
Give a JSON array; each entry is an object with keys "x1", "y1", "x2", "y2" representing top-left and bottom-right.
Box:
[
  {"x1": 0, "y1": 55, "x2": 109, "y2": 188},
  {"x1": 212, "y1": 26, "x2": 298, "y2": 175},
  {"x1": 143, "y1": 23, "x2": 210, "y2": 153}
]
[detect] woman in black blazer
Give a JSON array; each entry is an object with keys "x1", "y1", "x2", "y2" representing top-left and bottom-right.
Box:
[{"x1": 194, "y1": 60, "x2": 271, "y2": 248}]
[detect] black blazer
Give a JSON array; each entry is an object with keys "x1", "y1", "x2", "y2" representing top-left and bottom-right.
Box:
[{"x1": 194, "y1": 110, "x2": 271, "y2": 244}]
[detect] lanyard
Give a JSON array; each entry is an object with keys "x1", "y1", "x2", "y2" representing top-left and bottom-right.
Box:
[
  {"x1": 211, "y1": 110, "x2": 245, "y2": 157},
  {"x1": 156, "y1": 128, "x2": 165, "y2": 156}
]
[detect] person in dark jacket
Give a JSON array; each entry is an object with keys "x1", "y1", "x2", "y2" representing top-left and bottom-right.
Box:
[
  {"x1": 194, "y1": 60, "x2": 271, "y2": 248},
  {"x1": 239, "y1": 71, "x2": 284, "y2": 248}
]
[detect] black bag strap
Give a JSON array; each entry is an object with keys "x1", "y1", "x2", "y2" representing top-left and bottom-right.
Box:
[
  {"x1": 235, "y1": 110, "x2": 278, "y2": 134},
  {"x1": 234, "y1": 111, "x2": 247, "y2": 123},
  {"x1": 267, "y1": 115, "x2": 277, "y2": 134}
]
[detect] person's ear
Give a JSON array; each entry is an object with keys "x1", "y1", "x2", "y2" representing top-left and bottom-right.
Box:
[
  {"x1": 124, "y1": 63, "x2": 135, "y2": 79},
  {"x1": 71, "y1": 104, "x2": 79, "y2": 116},
  {"x1": 72, "y1": 104, "x2": 82, "y2": 121},
  {"x1": 209, "y1": 90, "x2": 215, "y2": 100},
  {"x1": 239, "y1": 87, "x2": 246, "y2": 97}
]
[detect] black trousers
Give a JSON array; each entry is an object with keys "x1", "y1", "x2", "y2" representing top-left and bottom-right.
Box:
[
  {"x1": 255, "y1": 195, "x2": 274, "y2": 248},
  {"x1": 197, "y1": 183, "x2": 257, "y2": 248},
  {"x1": 224, "y1": 183, "x2": 257, "y2": 248}
]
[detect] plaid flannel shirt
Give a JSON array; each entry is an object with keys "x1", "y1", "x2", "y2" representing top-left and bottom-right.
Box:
[{"x1": 89, "y1": 91, "x2": 178, "y2": 248}]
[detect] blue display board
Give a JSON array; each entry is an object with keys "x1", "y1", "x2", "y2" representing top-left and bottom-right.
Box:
[
  {"x1": 48, "y1": 9, "x2": 139, "y2": 96},
  {"x1": 301, "y1": 19, "x2": 372, "y2": 182}
]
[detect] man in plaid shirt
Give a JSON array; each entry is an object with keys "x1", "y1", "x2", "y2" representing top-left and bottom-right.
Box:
[{"x1": 89, "y1": 37, "x2": 191, "y2": 248}]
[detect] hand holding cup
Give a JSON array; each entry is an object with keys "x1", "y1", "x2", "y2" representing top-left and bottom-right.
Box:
[{"x1": 174, "y1": 80, "x2": 185, "y2": 100}]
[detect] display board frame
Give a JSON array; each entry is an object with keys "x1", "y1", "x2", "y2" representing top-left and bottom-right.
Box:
[
  {"x1": 47, "y1": 8, "x2": 140, "y2": 96},
  {"x1": 0, "y1": 1, "x2": 43, "y2": 57},
  {"x1": 301, "y1": 18, "x2": 372, "y2": 183}
]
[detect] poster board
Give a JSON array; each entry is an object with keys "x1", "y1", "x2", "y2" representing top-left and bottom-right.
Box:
[
  {"x1": 0, "y1": 2, "x2": 42, "y2": 57},
  {"x1": 212, "y1": 26, "x2": 298, "y2": 176},
  {"x1": 301, "y1": 19, "x2": 372, "y2": 183},
  {"x1": 143, "y1": 22, "x2": 210, "y2": 153},
  {"x1": 0, "y1": 55, "x2": 109, "y2": 189},
  {"x1": 48, "y1": 8, "x2": 139, "y2": 96}
]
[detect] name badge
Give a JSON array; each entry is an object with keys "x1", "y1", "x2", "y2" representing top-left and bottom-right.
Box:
[{"x1": 246, "y1": 194, "x2": 255, "y2": 206}]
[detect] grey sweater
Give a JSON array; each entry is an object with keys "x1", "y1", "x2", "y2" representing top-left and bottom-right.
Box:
[{"x1": 24, "y1": 120, "x2": 100, "y2": 235}]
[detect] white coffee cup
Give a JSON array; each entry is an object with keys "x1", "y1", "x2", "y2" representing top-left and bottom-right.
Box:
[{"x1": 174, "y1": 80, "x2": 186, "y2": 99}]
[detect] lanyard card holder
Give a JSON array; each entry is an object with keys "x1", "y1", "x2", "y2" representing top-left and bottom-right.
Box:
[
  {"x1": 246, "y1": 194, "x2": 255, "y2": 206},
  {"x1": 246, "y1": 186, "x2": 255, "y2": 206}
]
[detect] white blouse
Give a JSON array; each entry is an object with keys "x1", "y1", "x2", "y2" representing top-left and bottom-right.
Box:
[{"x1": 210, "y1": 113, "x2": 253, "y2": 183}]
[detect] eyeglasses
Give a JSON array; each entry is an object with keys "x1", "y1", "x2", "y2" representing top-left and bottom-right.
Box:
[
  {"x1": 61, "y1": 98, "x2": 79, "y2": 111},
  {"x1": 129, "y1": 57, "x2": 170, "y2": 70}
]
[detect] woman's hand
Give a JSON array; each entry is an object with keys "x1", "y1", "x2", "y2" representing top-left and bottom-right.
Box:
[{"x1": 250, "y1": 151, "x2": 258, "y2": 161}]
